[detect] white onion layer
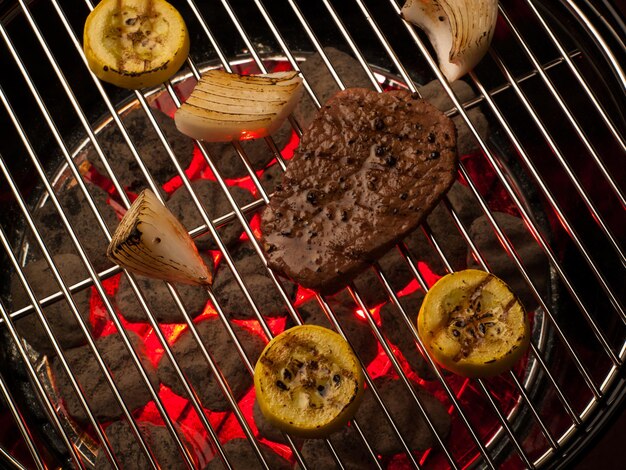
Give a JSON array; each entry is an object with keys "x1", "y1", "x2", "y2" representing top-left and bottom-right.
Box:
[
  {"x1": 174, "y1": 70, "x2": 303, "y2": 142},
  {"x1": 401, "y1": 0, "x2": 499, "y2": 82},
  {"x1": 107, "y1": 189, "x2": 212, "y2": 285}
]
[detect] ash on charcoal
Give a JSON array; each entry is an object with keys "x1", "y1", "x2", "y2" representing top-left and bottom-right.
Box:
[
  {"x1": 202, "y1": 120, "x2": 292, "y2": 179},
  {"x1": 115, "y1": 262, "x2": 212, "y2": 323},
  {"x1": 354, "y1": 377, "x2": 450, "y2": 456},
  {"x1": 379, "y1": 291, "x2": 435, "y2": 380},
  {"x1": 297, "y1": 425, "x2": 376, "y2": 469},
  {"x1": 350, "y1": 248, "x2": 415, "y2": 308},
  {"x1": 418, "y1": 79, "x2": 489, "y2": 156},
  {"x1": 95, "y1": 420, "x2": 191, "y2": 470},
  {"x1": 29, "y1": 181, "x2": 118, "y2": 272},
  {"x1": 10, "y1": 254, "x2": 93, "y2": 355},
  {"x1": 158, "y1": 317, "x2": 265, "y2": 411},
  {"x1": 51, "y1": 331, "x2": 159, "y2": 423},
  {"x1": 252, "y1": 400, "x2": 291, "y2": 445},
  {"x1": 259, "y1": 162, "x2": 284, "y2": 195},
  {"x1": 166, "y1": 179, "x2": 254, "y2": 250},
  {"x1": 467, "y1": 212, "x2": 548, "y2": 309},
  {"x1": 212, "y1": 244, "x2": 297, "y2": 320},
  {"x1": 294, "y1": 47, "x2": 375, "y2": 128},
  {"x1": 404, "y1": 182, "x2": 477, "y2": 275},
  {"x1": 85, "y1": 107, "x2": 194, "y2": 195},
  {"x1": 204, "y1": 438, "x2": 290, "y2": 470},
  {"x1": 297, "y1": 298, "x2": 378, "y2": 366}
]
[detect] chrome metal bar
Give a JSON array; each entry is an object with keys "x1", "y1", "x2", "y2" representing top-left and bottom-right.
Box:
[
  {"x1": 0, "y1": 246, "x2": 85, "y2": 469},
  {"x1": 0, "y1": 372, "x2": 47, "y2": 470},
  {"x1": 467, "y1": 70, "x2": 625, "y2": 346},
  {"x1": 0, "y1": 89, "x2": 143, "y2": 469},
  {"x1": 498, "y1": 4, "x2": 625, "y2": 207},
  {"x1": 524, "y1": 0, "x2": 625, "y2": 150},
  {"x1": 487, "y1": 44, "x2": 624, "y2": 263},
  {"x1": 389, "y1": 0, "x2": 605, "y2": 397},
  {"x1": 0, "y1": 444, "x2": 27, "y2": 470}
]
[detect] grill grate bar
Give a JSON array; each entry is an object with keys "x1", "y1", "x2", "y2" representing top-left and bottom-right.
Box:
[
  {"x1": 563, "y1": 0, "x2": 626, "y2": 86},
  {"x1": 175, "y1": 3, "x2": 452, "y2": 467},
  {"x1": 0, "y1": 73, "x2": 157, "y2": 468},
  {"x1": 477, "y1": 49, "x2": 626, "y2": 325},
  {"x1": 247, "y1": 1, "x2": 516, "y2": 465},
  {"x1": 7, "y1": 1, "x2": 246, "y2": 466},
  {"x1": 421, "y1": 216, "x2": 562, "y2": 451},
  {"x1": 391, "y1": 6, "x2": 605, "y2": 396},
  {"x1": 168, "y1": 18, "x2": 381, "y2": 470},
  {"x1": 0, "y1": 0, "x2": 623, "y2": 468},
  {"x1": 500, "y1": 3, "x2": 625, "y2": 206},
  {"x1": 467, "y1": 70, "x2": 625, "y2": 353},
  {"x1": 475, "y1": 378, "x2": 534, "y2": 469},
  {"x1": 0, "y1": 234, "x2": 89, "y2": 469},
  {"x1": 526, "y1": 0, "x2": 626, "y2": 151},
  {"x1": 0, "y1": 367, "x2": 46, "y2": 470},
  {"x1": 486, "y1": 44, "x2": 625, "y2": 263}
]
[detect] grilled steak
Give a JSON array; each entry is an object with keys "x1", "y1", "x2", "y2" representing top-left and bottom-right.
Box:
[{"x1": 261, "y1": 88, "x2": 458, "y2": 294}]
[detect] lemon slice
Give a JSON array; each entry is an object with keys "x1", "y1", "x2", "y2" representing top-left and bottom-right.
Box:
[
  {"x1": 83, "y1": 0, "x2": 190, "y2": 89},
  {"x1": 417, "y1": 269, "x2": 530, "y2": 378},
  {"x1": 254, "y1": 325, "x2": 365, "y2": 438}
]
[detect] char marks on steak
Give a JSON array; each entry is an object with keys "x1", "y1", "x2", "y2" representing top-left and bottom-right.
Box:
[{"x1": 261, "y1": 88, "x2": 458, "y2": 294}]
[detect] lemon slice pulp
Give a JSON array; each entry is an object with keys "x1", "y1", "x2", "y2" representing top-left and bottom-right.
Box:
[
  {"x1": 84, "y1": 0, "x2": 189, "y2": 89},
  {"x1": 254, "y1": 325, "x2": 365, "y2": 438}
]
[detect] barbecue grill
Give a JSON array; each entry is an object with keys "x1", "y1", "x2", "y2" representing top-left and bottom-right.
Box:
[{"x1": 0, "y1": 0, "x2": 624, "y2": 468}]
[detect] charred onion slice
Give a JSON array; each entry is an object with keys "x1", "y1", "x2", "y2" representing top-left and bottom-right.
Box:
[
  {"x1": 174, "y1": 70, "x2": 303, "y2": 142},
  {"x1": 401, "y1": 0, "x2": 498, "y2": 82},
  {"x1": 254, "y1": 325, "x2": 364, "y2": 438},
  {"x1": 417, "y1": 269, "x2": 530, "y2": 378},
  {"x1": 84, "y1": 0, "x2": 190, "y2": 89},
  {"x1": 107, "y1": 189, "x2": 212, "y2": 285}
]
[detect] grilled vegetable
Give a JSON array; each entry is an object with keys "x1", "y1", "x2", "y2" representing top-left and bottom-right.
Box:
[
  {"x1": 254, "y1": 325, "x2": 364, "y2": 438},
  {"x1": 84, "y1": 0, "x2": 190, "y2": 89},
  {"x1": 417, "y1": 269, "x2": 530, "y2": 377},
  {"x1": 174, "y1": 70, "x2": 303, "y2": 142},
  {"x1": 107, "y1": 189, "x2": 212, "y2": 285},
  {"x1": 401, "y1": 0, "x2": 498, "y2": 82}
]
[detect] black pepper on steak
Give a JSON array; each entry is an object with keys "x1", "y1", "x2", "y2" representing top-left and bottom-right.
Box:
[
  {"x1": 30, "y1": 181, "x2": 119, "y2": 273},
  {"x1": 95, "y1": 420, "x2": 192, "y2": 470},
  {"x1": 10, "y1": 254, "x2": 93, "y2": 355},
  {"x1": 204, "y1": 438, "x2": 291, "y2": 470},
  {"x1": 84, "y1": 107, "x2": 194, "y2": 195},
  {"x1": 379, "y1": 290, "x2": 435, "y2": 380},
  {"x1": 158, "y1": 317, "x2": 265, "y2": 411},
  {"x1": 294, "y1": 47, "x2": 375, "y2": 129},
  {"x1": 166, "y1": 179, "x2": 254, "y2": 251},
  {"x1": 212, "y1": 244, "x2": 297, "y2": 320},
  {"x1": 51, "y1": 331, "x2": 159, "y2": 423},
  {"x1": 417, "y1": 79, "x2": 489, "y2": 156},
  {"x1": 261, "y1": 88, "x2": 458, "y2": 295},
  {"x1": 354, "y1": 377, "x2": 450, "y2": 456}
]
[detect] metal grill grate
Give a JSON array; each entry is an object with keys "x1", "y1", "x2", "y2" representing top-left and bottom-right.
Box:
[{"x1": 0, "y1": 0, "x2": 624, "y2": 469}]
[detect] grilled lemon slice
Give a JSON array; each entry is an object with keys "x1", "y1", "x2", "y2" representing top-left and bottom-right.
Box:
[
  {"x1": 417, "y1": 269, "x2": 530, "y2": 378},
  {"x1": 254, "y1": 325, "x2": 365, "y2": 438},
  {"x1": 84, "y1": 0, "x2": 189, "y2": 89}
]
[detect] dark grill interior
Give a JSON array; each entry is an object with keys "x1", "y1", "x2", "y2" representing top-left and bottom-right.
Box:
[{"x1": 0, "y1": 0, "x2": 624, "y2": 469}]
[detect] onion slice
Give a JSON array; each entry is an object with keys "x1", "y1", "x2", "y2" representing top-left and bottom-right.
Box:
[
  {"x1": 401, "y1": 0, "x2": 499, "y2": 82},
  {"x1": 174, "y1": 70, "x2": 303, "y2": 142},
  {"x1": 107, "y1": 189, "x2": 212, "y2": 286}
]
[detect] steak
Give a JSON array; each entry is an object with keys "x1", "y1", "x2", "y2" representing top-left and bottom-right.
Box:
[{"x1": 261, "y1": 88, "x2": 458, "y2": 294}]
